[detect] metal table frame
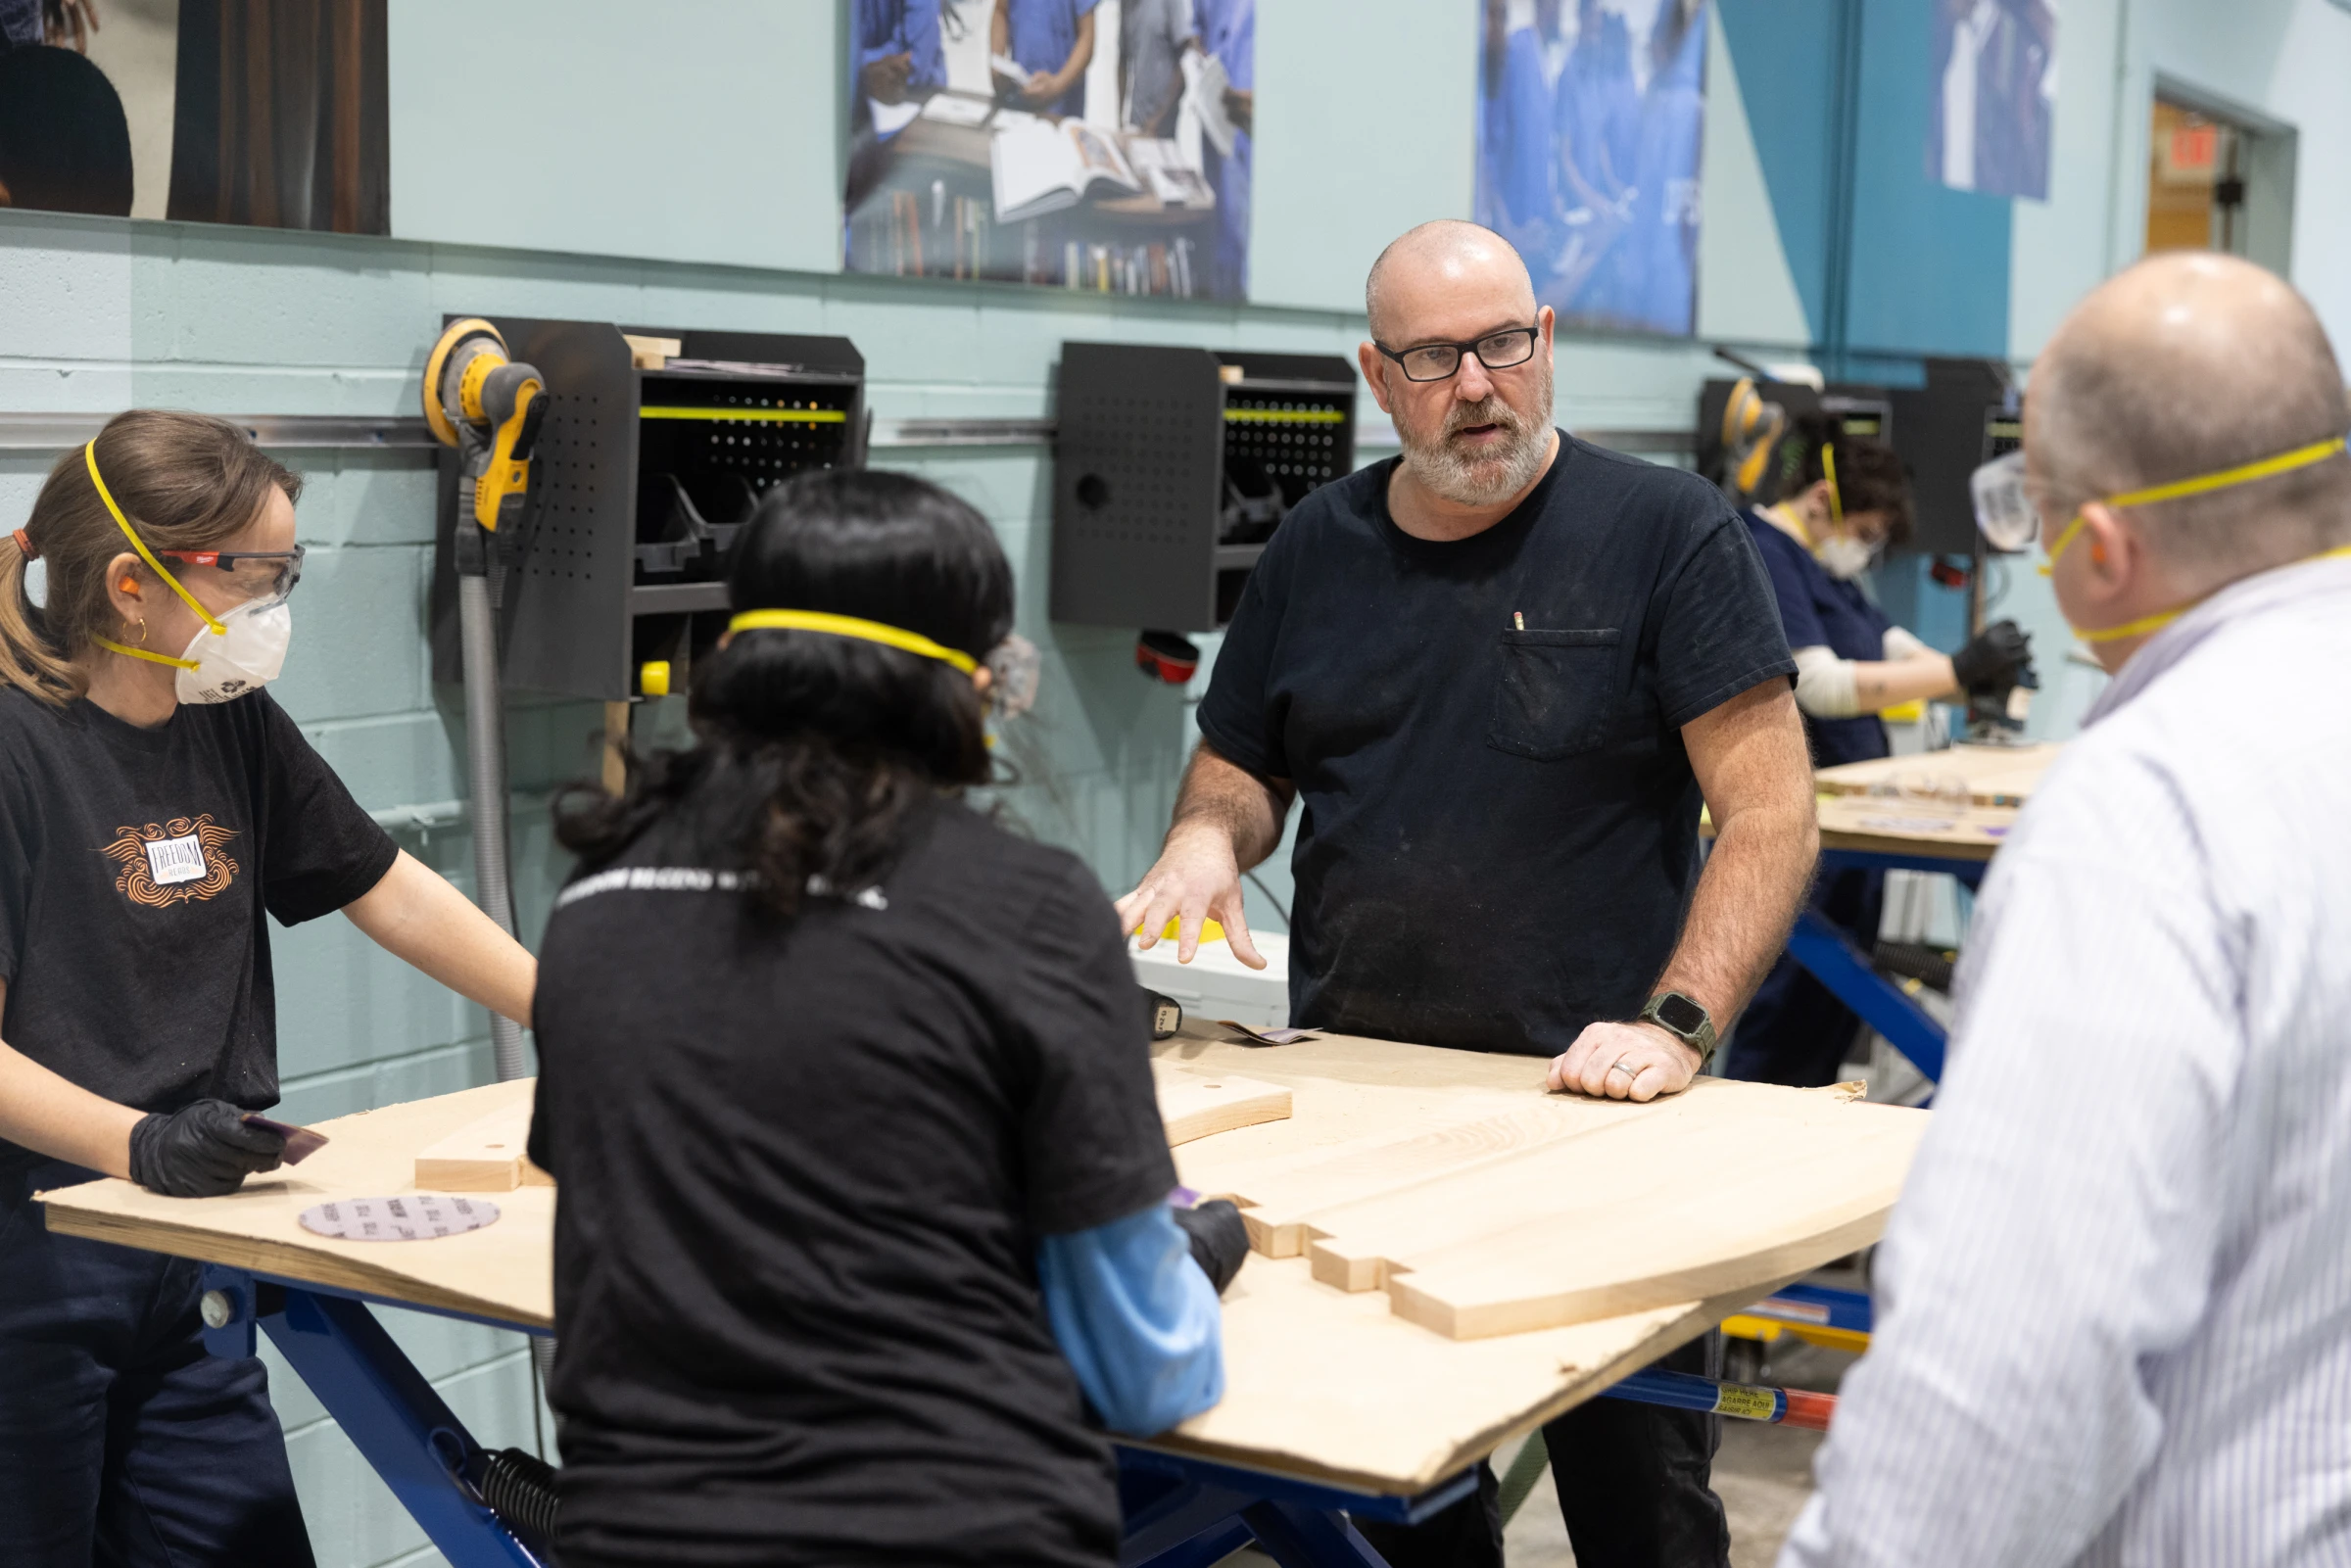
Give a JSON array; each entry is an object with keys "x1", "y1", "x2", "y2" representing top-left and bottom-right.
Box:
[
  {"x1": 1783, "y1": 844, "x2": 1992, "y2": 1087},
  {"x1": 195, "y1": 1262, "x2": 1835, "y2": 1567}
]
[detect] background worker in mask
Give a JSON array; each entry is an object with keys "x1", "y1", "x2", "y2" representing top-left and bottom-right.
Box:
[
  {"x1": 0, "y1": 409, "x2": 536, "y2": 1566},
  {"x1": 1723, "y1": 416, "x2": 2036, "y2": 1087}
]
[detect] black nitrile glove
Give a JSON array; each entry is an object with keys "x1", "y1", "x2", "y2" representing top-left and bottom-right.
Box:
[
  {"x1": 1173, "y1": 1199, "x2": 1250, "y2": 1295},
  {"x1": 1951, "y1": 619, "x2": 2034, "y2": 692},
  {"x1": 127, "y1": 1099, "x2": 285, "y2": 1197}
]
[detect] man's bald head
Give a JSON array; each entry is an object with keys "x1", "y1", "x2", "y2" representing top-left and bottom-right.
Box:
[
  {"x1": 1365, "y1": 220, "x2": 1536, "y2": 345},
  {"x1": 2029, "y1": 253, "x2": 2351, "y2": 577}
]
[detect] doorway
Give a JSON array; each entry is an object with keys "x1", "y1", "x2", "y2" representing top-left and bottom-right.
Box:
[{"x1": 2144, "y1": 89, "x2": 2297, "y2": 272}]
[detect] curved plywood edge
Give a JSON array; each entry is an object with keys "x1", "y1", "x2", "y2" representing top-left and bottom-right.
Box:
[{"x1": 1155, "y1": 1063, "x2": 1293, "y2": 1147}]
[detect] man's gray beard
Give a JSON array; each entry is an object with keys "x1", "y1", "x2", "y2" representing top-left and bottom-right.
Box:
[{"x1": 1398, "y1": 360, "x2": 1556, "y2": 507}]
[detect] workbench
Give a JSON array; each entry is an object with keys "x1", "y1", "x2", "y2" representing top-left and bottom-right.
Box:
[
  {"x1": 36, "y1": 1033, "x2": 1925, "y2": 1567},
  {"x1": 1779, "y1": 742, "x2": 2057, "y2": 1084}
]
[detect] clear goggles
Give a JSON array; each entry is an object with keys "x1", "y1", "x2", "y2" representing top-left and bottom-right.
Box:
[
  {"x1": 1971, "y1": 435, "x2": 2351, "y2": 559},
  {"x1": 155, "y1": 546, "x2": 307, "y2": 611}
]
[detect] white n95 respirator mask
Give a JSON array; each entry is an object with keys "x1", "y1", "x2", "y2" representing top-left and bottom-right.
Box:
[
  {"x1": 1816, "y1": 535, "x2": 1876, "y2": 582},
  {"x1": 174, "y1": 596, "x2": 293, "y2": 704}
]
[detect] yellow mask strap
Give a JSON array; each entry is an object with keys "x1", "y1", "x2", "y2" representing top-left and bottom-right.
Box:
[
  {"x1": 2044, "y1": 435, "x2": 2351, "y2": 576},
  {"x1": 91, "y1": 637, "x2": 201, "y2": 671},
  {"x1": 1820, "y1": 444, "x2": 1844, "y2": 532},
  {"x1": 727, "y1": 609, "x2": 979, "y2": 674},
  {"x1": 85, "y1": 443, "x2": 225, "y2": 638}
]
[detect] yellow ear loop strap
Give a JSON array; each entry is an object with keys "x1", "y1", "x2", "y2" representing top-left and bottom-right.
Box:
[
  {"x1": 727, "y1": 609, "x2": 979, "y2": 674},
  {"x1": 1820, "y1": 443, "x2": 1844, "y2": 532},
  {"x1": 85, "y1": 441, "x2": 220, "y2": 670}
]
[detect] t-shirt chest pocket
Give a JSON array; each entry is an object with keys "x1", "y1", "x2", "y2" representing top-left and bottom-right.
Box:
[{"x1": 1487, "y1": 627, "x2": 1624, "y2": 761}]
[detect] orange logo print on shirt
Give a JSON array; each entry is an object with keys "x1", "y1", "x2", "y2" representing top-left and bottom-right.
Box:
[{"x1": 102, "y1": 816, "x2": 241, "y2": 908}]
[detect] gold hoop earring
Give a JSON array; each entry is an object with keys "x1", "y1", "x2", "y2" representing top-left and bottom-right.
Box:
[{"x1": 131, "y1": 618, "x2": 149, "y2": 646}]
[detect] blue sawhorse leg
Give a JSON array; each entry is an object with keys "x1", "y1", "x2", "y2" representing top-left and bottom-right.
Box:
[
  {"x1": 199, "y1": 1266, "x2": 547, "y2": 1568},
  {"x1": 1783, "y1": 907, "x2": 1946, "y2": 1083}
]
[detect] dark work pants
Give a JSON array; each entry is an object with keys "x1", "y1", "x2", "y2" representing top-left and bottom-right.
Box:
[
  {"x1": 1721, "y1": 868, "x2": 1885, "y2": 1088},
  {"x1": 1353, "y1": 1334, "x2": 1729, "y2": 1568},
  {"x1": 0, "y1": 1158, "x2": 315, "y2": 1568}
]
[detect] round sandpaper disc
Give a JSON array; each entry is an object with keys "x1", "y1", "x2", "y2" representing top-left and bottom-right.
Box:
[{"x1": 299, "y1": 1196, "x2": 501, "y2": 1242}]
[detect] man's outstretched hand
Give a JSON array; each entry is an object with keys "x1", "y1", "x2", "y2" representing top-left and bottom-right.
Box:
[
  {"x1": 1115, "y1": 826, "x2": 1269, "y2": 970},
  {"x1": 1547, "y1": 1020, "x2": 1701, "y2": 1104}
]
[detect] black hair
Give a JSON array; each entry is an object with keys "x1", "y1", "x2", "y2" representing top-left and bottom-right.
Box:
[
  {"x1": 0, "y1": 45, "x2": 133, "y2": 216},
  {"x1": 1783, "y1": 412, "x2": 1913, "y2": 546},
  {"x1": 556, "y1": 469, "x2": 1015, "y2": 921}
]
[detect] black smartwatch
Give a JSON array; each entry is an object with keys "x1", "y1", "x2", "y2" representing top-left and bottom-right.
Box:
[{"x1": 1638, "y1": 991, "x2": 1718, "y2": 1071}]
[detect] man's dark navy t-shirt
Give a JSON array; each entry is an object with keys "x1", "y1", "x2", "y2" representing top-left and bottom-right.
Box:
[
  {"x1": 1198, "y1": 434, "x2": 1796, "y2": 1058},
  {"x1": 1741, "y1": 509, "x2": 1894, "y2": 767}
]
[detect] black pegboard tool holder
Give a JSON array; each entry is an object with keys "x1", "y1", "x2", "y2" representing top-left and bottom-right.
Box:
[
  {"x1": 430, "y1": 318, "x2": 865, "y2": 702},
  {"x1": 1052, "y1": 344, "x2": 1356, "y2": 633}
]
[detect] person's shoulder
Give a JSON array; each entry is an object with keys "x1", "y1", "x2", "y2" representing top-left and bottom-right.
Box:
[
  {"x1": 0, "y1": 683, "x2": 68, "y2": 739},
  {"x1": 917, "y1": 802, "x2": 1101, "y2": 902},
  {"x1": 1555, "y1": 437, "x2": 1735, "y2": 530}
]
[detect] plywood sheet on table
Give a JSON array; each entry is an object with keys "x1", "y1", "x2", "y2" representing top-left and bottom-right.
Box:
[
  {"x1": 38, "y1": 1033, "x2": 1928, "y2": 1497},
  {"x1": 1814, "y1": 792, "x2": 2018, "y2": 862},
  {"x1": 1160, "y1": 1034, "x2": 1926, "y2": 1341},
  {"x1": 39, "y1": 1079, "x2": 555, "y2": 1329},
  {"x1": 1815, "y1": 741, "x2": 2058, "y2": 806}
]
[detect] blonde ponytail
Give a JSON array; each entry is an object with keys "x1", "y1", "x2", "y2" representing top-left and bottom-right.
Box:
[{"x1": 0, "y1": 526, "x2": 74, "y2": 703}]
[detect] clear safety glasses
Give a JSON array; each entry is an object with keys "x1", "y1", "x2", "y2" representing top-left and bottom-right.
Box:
[
  {"x1": 1970, "y1": 436, "x2": 2351, "y2": 563},
  {"x1": 155, "y1": 546, "x2": 307, "y2": 611}
]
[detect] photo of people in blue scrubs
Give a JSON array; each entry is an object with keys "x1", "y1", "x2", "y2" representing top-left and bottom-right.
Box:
[
  {"x1": 843, "y1": 0, "x2": 1256, "y2": 301},
  {"x1": 1475, "y1": 0, "x2": 1707, "y2": 337}
]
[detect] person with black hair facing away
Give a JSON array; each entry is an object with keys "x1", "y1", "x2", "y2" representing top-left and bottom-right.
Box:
[
  {"x1": 1721, "y1": 416, "x2": 2036, "y2": 1086},
  {"x1": 0, "y1": 409, "x2": 539, "y2": 1565},
  {"x1": 530, "y1": 467, "x2": 1240, "y2": 1568}
]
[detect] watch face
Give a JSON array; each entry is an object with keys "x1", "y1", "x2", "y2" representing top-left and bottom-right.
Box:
[{"x1": 1655, "y1": 993, "x2": 1707, "y2": 1035}]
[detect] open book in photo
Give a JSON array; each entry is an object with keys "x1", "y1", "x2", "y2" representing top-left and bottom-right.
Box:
[
  {"x1": 1125, "y1": 138, "x2": 1216, "y2": 209},
  {"x1": 990, "y1": 119, "x2": 1141, "y2": 221}
]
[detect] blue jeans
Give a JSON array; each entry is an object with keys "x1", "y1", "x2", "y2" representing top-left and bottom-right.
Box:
[{"x1": 0, "y1": 1157, "x2": 315, "y2": 1567}]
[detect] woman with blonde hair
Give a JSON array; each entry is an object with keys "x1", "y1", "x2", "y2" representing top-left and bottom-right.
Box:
[{"x1": 0, "y1": 409, "x2": 536, "y2": 1565}]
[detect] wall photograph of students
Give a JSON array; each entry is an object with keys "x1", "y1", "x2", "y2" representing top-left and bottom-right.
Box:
[
  {"x1": 845, "y1": 0, "x2": 1256, "y2": 301},
  {"x1": 1475, "y1": 0, "x2": 1707, "y2": 338},
  {"x1": 0, "y1": 0, "x2": 388, "y2": 232}
]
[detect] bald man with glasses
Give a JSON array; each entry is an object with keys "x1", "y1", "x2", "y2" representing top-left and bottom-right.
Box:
[{"x1": 1118, "y1": 220, "x2": 1818, "y2": 1567}]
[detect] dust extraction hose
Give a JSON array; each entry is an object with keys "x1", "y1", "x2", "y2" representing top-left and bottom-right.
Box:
[
  {"x1": 457, "y1": 572, "x2": 527, "y2": 1085},
  {"x1": 478, "y1": 1446, "x2": 559, "y2": 1547}
]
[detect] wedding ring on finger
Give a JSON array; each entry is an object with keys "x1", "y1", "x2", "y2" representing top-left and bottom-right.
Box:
[{"x1": 1608, "y1": 1058, "x2": 1637, "y2": 1077}]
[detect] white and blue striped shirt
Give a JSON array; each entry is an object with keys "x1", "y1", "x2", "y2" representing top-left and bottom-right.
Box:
[{"x1": 1782, "y1": 551, "x2": 2351, "y2": 1568}]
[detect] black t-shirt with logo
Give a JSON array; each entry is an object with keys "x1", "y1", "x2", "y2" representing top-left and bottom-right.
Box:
[
  {"x1": 529, "y1": 800, "x2": 1176, "y2": 1568},
  {"x1": 1198, "y1": 434, "x2": 1797, "y2": 1057},
  {"x1": 0, "y1": 687, "x2": 398, "y2": 1164}
]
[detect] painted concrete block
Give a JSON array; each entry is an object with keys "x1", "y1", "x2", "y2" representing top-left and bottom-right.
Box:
[
  {"x1": 274, "y1": 546, "x2": 432, "y2": 724},
  {"x1": 289, "y1": 457, "x2": 443, "y2": 549}
]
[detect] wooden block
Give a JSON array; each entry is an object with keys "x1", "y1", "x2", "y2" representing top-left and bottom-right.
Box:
[
  {"x1": 413, "y1": 1100, "x2": 552, "y2": 1192},
  {"x1": 622, "y1": 333, "x2": 682, "y2": 369},
  {"x1": 1154, "y1": 1064, "x2": 1292, "y2": 1148}
]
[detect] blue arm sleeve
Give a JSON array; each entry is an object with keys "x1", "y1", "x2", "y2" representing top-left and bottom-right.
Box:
[{"x1": 1037, "y1": 1202, "x2": 1225, "y2": 1437}]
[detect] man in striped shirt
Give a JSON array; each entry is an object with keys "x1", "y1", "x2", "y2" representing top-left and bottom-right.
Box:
[{"x1": 1784, "y1": 253, "x2": 2351, "y2": 1565}]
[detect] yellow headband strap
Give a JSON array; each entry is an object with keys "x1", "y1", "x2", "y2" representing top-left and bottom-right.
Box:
[
  {"x1": 2106, "y1": 434, "x2": 2347, "y2": 511},
  {"x1": 84, "y1": 442, "x2": 224, "y2": 637},
  {"x1": 1820, "y1": 444, "x2": 1844, "y2": 531},
  {"x1": 727, "y1": 609, "x2": 979, "y2": 674},
  {"x1": 2042, "y1": 434, "x2": 2351, "y2": 576}
]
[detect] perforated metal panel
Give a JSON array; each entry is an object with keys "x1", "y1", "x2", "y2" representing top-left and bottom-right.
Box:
[
  {"x1": 1051, "y1": 343, "x2": 1356, "y2": 631},
  {"x1": 430, "y1": 317, "x2": 864, "y2": 701}
]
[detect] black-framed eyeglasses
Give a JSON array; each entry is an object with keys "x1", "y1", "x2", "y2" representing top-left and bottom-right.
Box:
[{"x1": 1373, "y1": 325, "x2": 1541, "y2": 383}]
